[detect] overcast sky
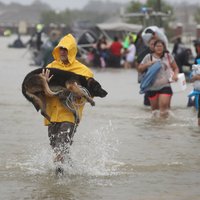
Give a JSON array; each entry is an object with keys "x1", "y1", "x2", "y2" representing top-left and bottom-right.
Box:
[
  {"x1": 0, "y1": 0, "x2": 199, "y2": 11},
  {"x1": 0, "y1": 0, "x2": 130, "y2": 10}
]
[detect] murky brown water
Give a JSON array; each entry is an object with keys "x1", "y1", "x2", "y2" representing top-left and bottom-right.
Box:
[{"x1": 0, "y1": 35, "x2": 200, "y2": 200}]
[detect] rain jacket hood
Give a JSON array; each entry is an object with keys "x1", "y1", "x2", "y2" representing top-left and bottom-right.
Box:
[
  {"x1": 48, "y1": 34, "x2": 93, "y2": 77},
  {"x1": 44, "y1": 34, "x2": 94, "y2": 125},
  {"x1": 53, "y1": 34, "x2": 77, "y2": 65}
]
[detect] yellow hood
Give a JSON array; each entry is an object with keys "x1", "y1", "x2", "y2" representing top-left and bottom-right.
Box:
[
  {"x1": 50, "y1": 33, "x2": 93, "y2": 78},
  {"x1": 44, "y1": 34, "x2": 94, "y2": 126},
  {"x1": 53, "y1": 34, "x2": 77, "y2": 64}
]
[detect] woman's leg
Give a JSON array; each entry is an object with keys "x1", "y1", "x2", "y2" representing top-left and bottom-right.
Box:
[
  {"x1": 158, "y1": 94, "x2": 172, "y2": 118},
  {"x1": 123, "y1": 61, "x2": 128, "y2": 68},
  {"x1": 149, "y1": 94, "x2": 159, "y2": 111},
  {"x1": 124, "y1": 61, "x2": 131, "y2": 69}
]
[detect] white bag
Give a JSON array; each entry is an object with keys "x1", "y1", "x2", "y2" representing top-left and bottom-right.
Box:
[
  {"x1": 191, "y1": 64, "x2": 200, "y2": 91},
  {"x1": 170, "y1": 73, "x2": 187, "y2": 93}
]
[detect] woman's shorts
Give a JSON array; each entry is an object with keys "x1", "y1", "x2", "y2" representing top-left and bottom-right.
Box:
[{"x1": 147, "y1": 87, "x2": 173, "y2": 100}]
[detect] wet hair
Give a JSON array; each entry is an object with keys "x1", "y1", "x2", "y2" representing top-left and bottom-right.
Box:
[{"x1": 154, "y1": 39, "x2": 168, "y2": 58}]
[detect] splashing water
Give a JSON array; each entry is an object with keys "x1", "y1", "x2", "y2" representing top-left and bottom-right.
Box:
[
  {"x1": 69, "y1": 120, "x2": 120, "y2": 176},
  {"x1": 18, "y1": 147, "x2": 55, "y2": 175},
  {"x1": 19, "y1": 121, "x2": 120, "y2": 177},
  {"x1": 149, "y1": 108, "x2": 196, "y2": 127}
]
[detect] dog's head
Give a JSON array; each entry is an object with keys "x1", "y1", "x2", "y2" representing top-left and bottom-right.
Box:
[{"x1": 87, "y1": 78, "x2": 108, "y2": 98}]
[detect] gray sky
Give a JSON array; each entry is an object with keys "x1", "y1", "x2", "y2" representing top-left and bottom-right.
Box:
[
  {"x1": 0, "y1": 0, "x2": 131, "y2": 10},
  {"x1": 0, "y1": 0, "x2": 199, "y2": 11}
]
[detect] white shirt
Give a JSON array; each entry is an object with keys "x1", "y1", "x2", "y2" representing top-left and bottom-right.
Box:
[{"x1": 126, "y1": 44, "x2": 136, "y2": 62}]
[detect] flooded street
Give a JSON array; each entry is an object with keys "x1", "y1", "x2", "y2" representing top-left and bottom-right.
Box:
[{"x1": 0, "y1": 35, "x2": 200, "y2": 200}]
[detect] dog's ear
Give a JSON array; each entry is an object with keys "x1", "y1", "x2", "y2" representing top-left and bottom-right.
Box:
[
  {"x1": 25, "y1": 91, "x2": 40, "y2": 111},
  {"x1": 87, "y1": 78, "x2": 108, "y2": 98}
]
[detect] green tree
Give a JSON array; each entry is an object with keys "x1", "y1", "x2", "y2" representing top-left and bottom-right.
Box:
[{"x1": 194, "y1": 7, "x2": 200, "y2": 24}]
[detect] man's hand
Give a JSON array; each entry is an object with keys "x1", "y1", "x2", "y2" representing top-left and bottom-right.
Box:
[{"x1": 42, "y1": 69, "x2": 53, "y2": 82}]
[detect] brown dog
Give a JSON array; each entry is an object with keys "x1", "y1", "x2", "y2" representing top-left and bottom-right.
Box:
[{"x1": 22, "y1": 67, "x2": 107, "y2": 123}]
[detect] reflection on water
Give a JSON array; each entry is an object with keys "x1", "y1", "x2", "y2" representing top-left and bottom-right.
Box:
[{"x1": 0, "y1": 36, "x2": 200, "y2": 200}]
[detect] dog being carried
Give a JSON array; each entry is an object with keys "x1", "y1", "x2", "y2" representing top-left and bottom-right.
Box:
[{"x1": 22, "y1": 67, "x2": 107, "y2": 124}]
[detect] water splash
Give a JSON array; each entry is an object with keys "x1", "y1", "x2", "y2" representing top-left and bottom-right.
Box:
[
  {"x1": 66, "y1": 120, "x2": 120, "y2": 176},
  {"x1": 146, "y1": 109, "x2": 196, "y2": 127},
  {"x1": 18, "y1": 147, "x2": 55, "y2": 175},
  {"x1": 19, "y1": 121, "x2": 120, "y2": 177}
]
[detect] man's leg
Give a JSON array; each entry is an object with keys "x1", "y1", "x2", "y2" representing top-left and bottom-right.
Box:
[{"x1": 48, "y1": 122, "x2": 76, "y2": 163}]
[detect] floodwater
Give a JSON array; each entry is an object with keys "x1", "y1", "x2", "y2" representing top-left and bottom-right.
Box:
[{"x1": 0, "y1": 35, "x2": 200, "y2": 200}]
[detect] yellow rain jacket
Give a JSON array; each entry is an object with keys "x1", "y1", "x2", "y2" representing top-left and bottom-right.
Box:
[{"x1": 44, "y1": 34, "x2": 94, "y2": 125}]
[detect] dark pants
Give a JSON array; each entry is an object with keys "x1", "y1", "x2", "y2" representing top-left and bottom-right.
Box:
[
  {"x1": 198, "y1": 95, "x2": 200, "y2": 118},
  {"x1": 144, "y1": 93, "x2": 150, "y2": 106},
  {"x1": 109, "y1": 55, "x2": 121, "y2": 68},
  {"x1": 48, "y1": 122, "x2": 76, "y2": 154}
]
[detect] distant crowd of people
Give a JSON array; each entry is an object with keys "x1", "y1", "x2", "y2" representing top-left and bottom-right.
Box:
[
  {"x1": 83, "y1": 30, "x2": 194, "y2": 75},
  {"x1": 87, "y1": 34, "x2": 137, "y2": 69},
  {"x1": 77, "y1": 26, "x2": 200, "y2": 125}
]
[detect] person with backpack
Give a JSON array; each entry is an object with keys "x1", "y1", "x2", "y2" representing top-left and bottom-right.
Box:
[{"x1": 138, "y1": 40, "x2": 179, "y2": 118}]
